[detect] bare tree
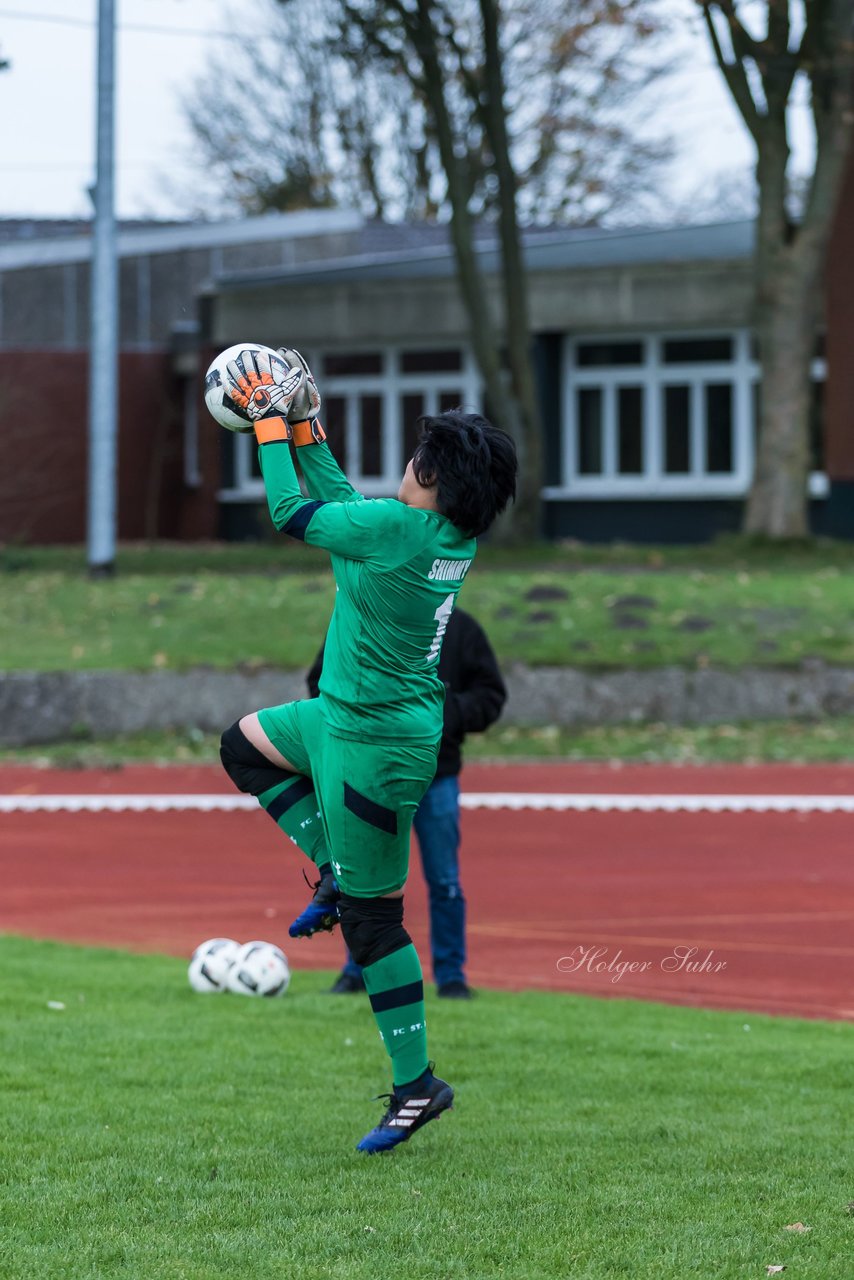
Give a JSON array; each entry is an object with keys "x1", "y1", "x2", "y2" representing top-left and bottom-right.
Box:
[
  {"x1": 179, "y1": 1, "x2": 668, "y2": 224},
  {"x1": 700, "y1": 0, "x2": 854, "y2": 538},
  {"x1": 504, "y1": 0, "x2": 671, "y2": 224},
  {"x1": 326, "y1": 0, "x2": 540, "y2": 535},
  {"x1": 178, "y1": 13, "x2": 338, "y2": 216},
  {"x1": 308, "y1": 0, "x2": 666, "y2": 536},
  {"x1": 175, "y1": 2, "x2": 448, "y2": 220},
  {"x1": 180, "y1": 0, "x2": 668, "y2": 537}
]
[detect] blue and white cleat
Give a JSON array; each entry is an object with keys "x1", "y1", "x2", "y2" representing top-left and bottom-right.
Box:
[
  {"x1": 356, "y1": 1069, "x2": 454, "y2": 1154},
  {"x1": 288, "y1": 869, "x2": 340, "y2": 938}
]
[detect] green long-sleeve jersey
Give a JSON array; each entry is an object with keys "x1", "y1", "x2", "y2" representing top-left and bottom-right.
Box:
[{"x1": 258, "y1": 437, "x2": 477, "y2": 742}]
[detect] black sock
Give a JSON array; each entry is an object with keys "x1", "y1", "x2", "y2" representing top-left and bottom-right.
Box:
[{"x1": 394, "y1": 1065, "x2": 434, "y2": 1098}]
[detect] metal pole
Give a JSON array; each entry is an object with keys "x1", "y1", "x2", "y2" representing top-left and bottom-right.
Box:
[{"x1": 87, "y1": 0, "x2": 118, "y2": 576}]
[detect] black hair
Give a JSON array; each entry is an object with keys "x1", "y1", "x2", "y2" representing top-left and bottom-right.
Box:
[{"x1": 411, "y1": 410, "x2": 517, "y2": 538}]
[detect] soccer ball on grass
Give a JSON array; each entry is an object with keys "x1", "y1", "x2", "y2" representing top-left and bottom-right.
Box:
[
  {"x1": 187, "y1": 937, "x2": 241, "y2": 994},
  {"x1": 226, "y1": 940, "x2": 291, "y2": 997}
]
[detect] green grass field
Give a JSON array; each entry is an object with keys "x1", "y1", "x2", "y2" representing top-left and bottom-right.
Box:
[
  {"x1": 7, "y1": 717, "x2": 854, "y2": 768},
  {"x1": 4, "y1": 535, "x2": 854, "y2": 575},
  {"x1": 3, "y1": 541, "x2": 854, "y2": 672},
  {"x1": 2, "y1": 936, "x2": 851, "y2": 1279}
]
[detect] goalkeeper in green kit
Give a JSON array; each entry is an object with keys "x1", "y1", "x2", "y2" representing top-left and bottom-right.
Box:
[{"x1": 219, "y1": 347, "x2": 516, "y2": 1154}]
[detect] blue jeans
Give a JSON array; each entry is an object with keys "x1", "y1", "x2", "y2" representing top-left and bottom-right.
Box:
[{"x1": 342, "y1": 774, "x2": 466, "y2": 989}]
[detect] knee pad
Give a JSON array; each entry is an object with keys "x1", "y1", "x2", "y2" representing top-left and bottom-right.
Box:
[
  {"x1": 339, "y1": 893, "x2": 411, "y2": 969},
  {"x1": 220, "y1": 720, "x2": 294, "y2": 796}
]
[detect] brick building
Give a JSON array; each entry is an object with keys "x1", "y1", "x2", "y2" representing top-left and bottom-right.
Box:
[{"x1": 1, "y1": 180, "x2": 851, "y2": 544}]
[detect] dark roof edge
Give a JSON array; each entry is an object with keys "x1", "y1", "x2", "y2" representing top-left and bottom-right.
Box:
[{"x1": 214, "y1": 219, "x2": 756, "y2": 292}]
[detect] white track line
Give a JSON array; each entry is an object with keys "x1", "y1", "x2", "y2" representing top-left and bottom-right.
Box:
[{"x1": 1, "y1": 792, "x2": 854, "y2": 814}]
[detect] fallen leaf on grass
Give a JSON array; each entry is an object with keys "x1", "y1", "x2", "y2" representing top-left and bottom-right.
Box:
[{"x1": 783, "y1": 1223, "x2": 811, "y2": 1232}]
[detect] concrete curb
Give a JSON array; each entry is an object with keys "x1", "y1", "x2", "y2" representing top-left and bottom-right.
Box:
[
  {"x1": 502, "y1": 660, "x2": 854, "y2": 727},
  {"x1": 0, "y1": 669, "x2": 306, "y2": 747},
  {"x1": 3, "y1": 662, "x2": 854, "y2": 746}
]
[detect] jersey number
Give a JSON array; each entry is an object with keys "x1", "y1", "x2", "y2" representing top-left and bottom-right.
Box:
[{"x1": 426, "y1": 594, "x2": 454, "y2": 664}]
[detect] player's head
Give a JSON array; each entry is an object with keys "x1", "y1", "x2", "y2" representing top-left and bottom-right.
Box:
[{"x1": 398, "y1": 410, "x2": 517, "y2": 537}]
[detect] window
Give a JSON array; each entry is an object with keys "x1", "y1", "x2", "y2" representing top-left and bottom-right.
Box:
[
  {"x1": 577, "y1": 388, "x2": 602, "y2": 474},
  {"x1": 401, "y1": 393, "x2": 425, "y2": 464},
  {"x1": 221, "y1": 347, "x2": 482, "y2": 500},
  {"x1": 550, "y1": 330, "x2": 829, "y2": 501},
  {"x1": 576, "y1": 340, "x2": 643, "y2": 367},
  {"x1": 617, "y1": 387, "x2": 643, "y2": 474},
  {"x1": 704, "y1": 384, "x2": 733, "y2": 473},
  {"x1": 556, "y1": 332, "x2": 751, "y2": 498},
  {"x1": 400, "y1": 349, "x2": 462, "y2": 373},
  {"x1": 323, "y1": 394, "x2": 346, "y2": 462},
  {"x1": 663, "y1": 336, "x2": 733, "y2": 364},
  {"x1": 663, "y1": 385, "x2": 690, "y2": 474},
  {"x1": 323, "y1": 352, "x2": 383, "y2": 376}
]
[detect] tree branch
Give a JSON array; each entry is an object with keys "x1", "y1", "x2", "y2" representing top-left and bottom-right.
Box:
[
  {"x1": 433, "y1": 2, "x2": 489, "y2": 134},
  {"x1": 713, "y1": 0, "x2": 763, "y2": 62},
  {"x1": 699, "y1": 2, "x2": 764, "y2": 142},
  {"x1": 754, "y1": 0, "x2": 799, "y2": 116},
  {"x1": 339, "y1": 1, "x2": 428, "y2": 90}
]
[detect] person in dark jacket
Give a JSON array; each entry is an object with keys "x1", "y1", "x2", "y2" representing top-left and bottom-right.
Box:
[{"x1": 307, "y1": 606, "x2": 506, "y2": 999}]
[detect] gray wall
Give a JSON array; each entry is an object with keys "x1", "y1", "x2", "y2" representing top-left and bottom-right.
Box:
[
  {"x1": 211, "y1": 259, "x2": 754, "y2": 349},
  {"x1": 0, "y1": 229, "x2": 366, "y2": 351}
]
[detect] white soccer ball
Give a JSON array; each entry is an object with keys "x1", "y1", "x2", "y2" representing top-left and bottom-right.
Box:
[
  {"x1": 226, "y1": 940, "x2": 291, "y2": 998},
  {"x1": 203, "y1": 342, "x2": 292, "y2": 433},
  {"x1": 188, "y1": 937, "x2": 241, "y2": 994}
]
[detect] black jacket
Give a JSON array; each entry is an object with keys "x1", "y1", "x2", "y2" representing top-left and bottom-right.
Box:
[{"x1": 306, "y1": 607, "x2": 506, "y2": 778}]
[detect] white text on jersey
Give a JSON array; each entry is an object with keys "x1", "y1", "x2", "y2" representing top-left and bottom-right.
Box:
[{"x1": 428, "y1": 557, "x2": 472, "y2": 582}]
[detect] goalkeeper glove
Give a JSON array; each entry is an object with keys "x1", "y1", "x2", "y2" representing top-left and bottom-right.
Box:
[
  {"x1": 224, "y1": 348, "x2": 304, "y2": 442},
  {"x1": 277, "y1": 347, "x2": 326, "y2": 445}
]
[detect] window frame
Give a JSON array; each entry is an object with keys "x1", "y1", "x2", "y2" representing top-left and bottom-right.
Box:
[
  {"x1": 549, "y1": 330, "x2": 756, "y2": 500},
  {"x1": 807, "y1": 356, "x2": 828, "y2": 497},
  {"x1": 545, "y1": 330, "x2": 828, "y2": 502}
]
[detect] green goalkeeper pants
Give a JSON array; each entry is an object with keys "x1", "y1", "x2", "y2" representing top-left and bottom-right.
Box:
[{"x1": 257, "y1": 697, "x2": 438, "y2": 897}]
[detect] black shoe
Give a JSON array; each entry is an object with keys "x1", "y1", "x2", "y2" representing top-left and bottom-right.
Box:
[
  {"x1": 328, "y1": 971, "x2": 365, "y2": 995},
  {"x1": 288, "y1": 869, "x2": 341, "y2": 938},
  {"x1": 356, "y1": 1066, "x2": 454, "y2": 1154},
  {"x1": 437, "y1": 981, "x2": 474, "y2": 999}
]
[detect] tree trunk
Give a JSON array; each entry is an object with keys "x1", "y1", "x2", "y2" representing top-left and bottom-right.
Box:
[
  {"x1": 701, "y1": 0, "x2": 854, "y2": 540},
  {"x1": 478, "y1": 0, "x2": 542, "y2": 542},
  {"x1": 745, "y1": 118, "x2": 854, "y2": 536},
  {"x1": 746, "y1": 271, "x2": 817, "y2": 536},
  {"x1": 744, "y1": 123, "x2": 814, "y2": 537},
  {"x1": 336, "y1": 0, "x2": 544, "y2": 540},
  {"x1": 413, "y1": 1, "x2": 531, "y2": 533}
]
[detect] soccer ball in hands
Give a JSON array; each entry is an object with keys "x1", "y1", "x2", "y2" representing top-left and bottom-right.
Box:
[
  {"x1": 226, "y1": 940, "x2": 291, "y2": 997},
  {"x1": 188, "y1": 937, "x2": 241, "y2": 993},
  {"x1": 203, "y1": 342, "x2": 291, "y2": 433}
]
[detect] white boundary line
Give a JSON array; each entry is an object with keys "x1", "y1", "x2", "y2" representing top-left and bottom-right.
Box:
[{"x1": 2, "y1": 792, "x2": 854, "y2": 814}]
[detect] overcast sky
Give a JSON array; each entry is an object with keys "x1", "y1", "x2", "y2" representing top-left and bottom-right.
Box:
[{"x1": 0, "y1": 0, "x2": 809, "y2": 224}]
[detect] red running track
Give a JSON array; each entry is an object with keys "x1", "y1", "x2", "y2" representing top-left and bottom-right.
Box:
[
  {"x1": 6, "y1": 761, "x2": 854, "y2": 794},
  {"x1": 2, "y1": 764, "x2": 853, "y2": 1021}
]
